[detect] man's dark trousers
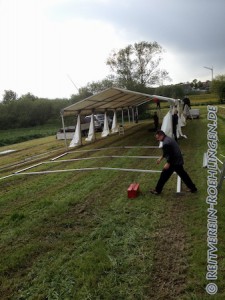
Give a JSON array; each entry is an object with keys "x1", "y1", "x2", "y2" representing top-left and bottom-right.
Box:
[{"x1": 155, "y1": 164, "x2": 196, "y2": 193}]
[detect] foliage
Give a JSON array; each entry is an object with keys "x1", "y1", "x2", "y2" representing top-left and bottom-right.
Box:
[
  {"x1": 155, "y1": 84, "x2": 185, "y2": 98},
  {"x1": 0, "y1": 92, "x2": 69, "y2": 129},
  {"x1": 85, "y1": 77, "x2": 115, "y2": 94},
  {"x1": 106, "y1": 41, "x2": 171, "y2": 90},
  {"x1": 2, "y1": 90, "x2": 17, "y2": 104},
  {"x1": 211, "y1": 74, "x2": 225, "y2": 102},
  {"x1": 189, "y1": 79, "x2": 210, "y2": 90}
]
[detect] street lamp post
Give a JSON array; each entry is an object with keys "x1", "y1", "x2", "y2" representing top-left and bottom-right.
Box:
[{"x1": 203, "y1": 66, "x2": 214, "y2": 81}]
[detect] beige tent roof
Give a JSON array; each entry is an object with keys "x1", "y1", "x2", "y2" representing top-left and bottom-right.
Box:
[{"x1": 62, "y1": 87, "x2": 176, "y2": 116}]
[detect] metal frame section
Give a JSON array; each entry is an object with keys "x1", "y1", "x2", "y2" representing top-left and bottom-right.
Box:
[
  {"x1": 45, "y1": 155, "x2": 161, "y2": 164},
  {"x1": 49, "y1": 146, "x2": 160, "y2": 161},
  {"x1": 13, "y1": 167, "x2": 162, "y2": 176},
  {"x1": 68, "y1": 145, "x2": 158, "y2": 152},
  {"x1": 176, "y1": 175, "x2": 182, "y2": 193},
  {"x1": 14, "y1": 162, "x2": 44, "y2": 174},
  {"x1": 1, "y1": 154, "x2": 180, "y2": 195},
  {"x1": 51, "y1": 152, "x2": 69, "y2": 161},
  {"x1": 0, "y1": 174, "x2": 15, "y2": 180},
  {"x1": 62, "y1": 88, "x2": 176, "y2": 117},
  {"x1": 203, "y1": 152, "x2": 208, "y2": 168},
  {"x1": 217, "y1": 159, "x2": 225, "y2": 191},
  {"x1": 0, "y1": 145, "x2": 161, "y2": 180}
]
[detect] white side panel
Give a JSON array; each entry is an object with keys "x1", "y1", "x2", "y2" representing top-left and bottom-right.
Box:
[
  {"x1": 85, "y1": 114, "x2": 95, "y2": 142},
  {"x1": 69, "y1": 114, "x2": 82, "y2": 147},
  {"x1": 111, "y1": 111, "x2": 119, "y2": 133},
  {"x1": 161, "y1": 111, "x2": 173, "y2": 138},
  {"x1": 177, "y1": 117, "x2": 187, "y2": 139},
  {"x1": 101, "y1": 112, "x2": 110, "y2": 137}
]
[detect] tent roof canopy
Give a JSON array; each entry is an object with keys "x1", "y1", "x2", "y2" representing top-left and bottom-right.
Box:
[{"x1": 62, "y1": 87, "x2": 176, "y2": 116}]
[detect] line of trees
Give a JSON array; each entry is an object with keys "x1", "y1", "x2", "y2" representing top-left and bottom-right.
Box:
[{"x1": 0, "y1": 92, "x2": 69, "y2": 129}]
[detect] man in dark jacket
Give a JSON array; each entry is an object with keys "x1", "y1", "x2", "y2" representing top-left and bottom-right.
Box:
[{"x1": 150, "y1": 130, "x2": 197, "y2": 195}]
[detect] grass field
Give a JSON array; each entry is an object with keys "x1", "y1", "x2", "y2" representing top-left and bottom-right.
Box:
[
  {"x1": 188, "y1": 93, "x2": 219, "y2": 105},
  {"x1": 0, "y1": 124, "x2": 61, "y2": 147},
  {"x1": 0, "y1": 107, "x2": 225, "y2": 299}
]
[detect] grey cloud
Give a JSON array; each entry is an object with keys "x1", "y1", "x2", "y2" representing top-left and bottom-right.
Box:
[{"x1": 53, "y1": 0, "x2": 225, "y2": 79}]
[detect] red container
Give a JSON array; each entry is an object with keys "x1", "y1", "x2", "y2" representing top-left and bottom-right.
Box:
[{"x1": 127, "y1": 183, "x2": 140, "y2": 198}]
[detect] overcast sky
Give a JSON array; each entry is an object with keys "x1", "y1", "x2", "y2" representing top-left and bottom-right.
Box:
[{"x1": 0, "y1": 0, "x2": 225, "y2": 99}]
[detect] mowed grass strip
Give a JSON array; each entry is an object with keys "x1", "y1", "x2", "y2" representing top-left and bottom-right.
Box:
[
  {"x1": 0, "y1": 111, "x2": 225, "y2": 299},
  {"x1": 0, "y1": 123, "x2": 164, "y2": 299}
]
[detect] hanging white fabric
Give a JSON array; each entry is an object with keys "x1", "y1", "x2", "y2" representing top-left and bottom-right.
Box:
[
  {"x1": 161, "y1": 111, "x2": 173, "y2": 138},
  {"x1": 101, "y1": 112, "x2": 110, "y2": 137},
  {"x1": 69, "y1": 114, "x2": 82, "y2": 148},
  {"x1": 158, "y1": 111, "x2": 173, "y2": 148},
  {"x1": 183, "y1": 104, "x2": 191, "y2": 119},
  {"x1": 111, "y1": 110, "x2": 119, "y2": 133},
  {"x1": 177, "y1": 117, "x2": 187, "y2": 139},
  {"x1": 177, "y1": 100, "x2": 186, "y2": 126},
  {"x1": 175, "y1": 101, "x2": 187, "y2": 139},
  {"x1": 85, "y1": 114, "x2": 95, "y2": 142}
]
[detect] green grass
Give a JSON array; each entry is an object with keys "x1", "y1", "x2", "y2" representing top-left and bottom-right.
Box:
[
  {"x1": 0, "y1": 124, "x2": 60, "y2": 146},
  {"x1": 0, "y1": 110, "x2": 225, "y2": 299},
  {"x1": 189, "y1": 93, "x2": 219, "y2": 105}
]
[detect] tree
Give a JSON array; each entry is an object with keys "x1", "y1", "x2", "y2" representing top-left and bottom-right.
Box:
[
  {"x1": 106, "y1": 41, "x2": 170, "y2": 90},
  {"x1": 19, "y1": 92, "x2": 37, "y2": 102},
  {"x1": 2, "y1": 90, "x2": 17, "y2": 104},
  {"x1": 70, "y1": 77, "x2": 115, "y2": 104},
  {"x1": 155, "y1": 84, "x2": 184, "y2": 99},
  {"x1": 85, "y1": 77, "x2": 114, "y2": 94},
  {"x1": 190, "y1": 79, "x2": 198, "y2": 89},
  {"x1": 211, "y1": 75, "x2": 225, "y2": 102}
]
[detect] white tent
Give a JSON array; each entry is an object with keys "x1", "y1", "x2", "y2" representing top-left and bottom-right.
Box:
[{"x1": 60, "y1": 87, "x2": 177, "y2": 148}]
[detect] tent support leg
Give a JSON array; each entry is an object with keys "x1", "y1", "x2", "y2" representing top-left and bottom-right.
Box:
[
  {"x1": 61, "y1": 113, "x2": 68, "y2": 150},
  {"x1": 128, "y1": 107, "x2": 130, "y2": 123}
]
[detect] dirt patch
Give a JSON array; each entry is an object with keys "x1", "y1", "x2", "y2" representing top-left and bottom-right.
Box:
[{"x1": 148, "y1": 195, "x2": 188, "y2": 299}]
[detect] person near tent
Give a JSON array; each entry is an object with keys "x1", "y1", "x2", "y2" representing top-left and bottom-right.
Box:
[
  {"x1": 183, "y1": 96, "x2": 191, "y2": 109},
  {"x1": 172, "y1": 110, "x2": 178, "y2": 141},
  {"x1": 156, "y1": 98, "x2": 161, "y2": 109},
  {"x1": 153, "y1": 111, "x2": 159, "y2": 131},
  {"x1": 135, "y1": 111, "x2": 138, "y2": 123},
  {"x1": 153, "y1": 98, "x2": 160, "y2": 110},
  {"x1": 150, "y1": 130, "x2": 197, "y2": 195}
]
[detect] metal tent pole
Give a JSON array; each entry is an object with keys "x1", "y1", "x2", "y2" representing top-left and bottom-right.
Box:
[
  {"x1": 61, "y1": 112, "x2": 68, "y2": 150},
  {"x1": 128, "y1": 107, "x2": 130, "y2": 123}
]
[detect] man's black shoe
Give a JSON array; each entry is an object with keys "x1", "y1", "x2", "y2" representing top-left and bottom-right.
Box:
[{"x1": 150, "y1": 189, "x2": 160, "y2": 195}]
